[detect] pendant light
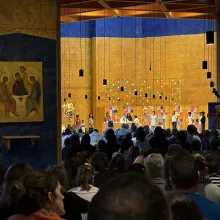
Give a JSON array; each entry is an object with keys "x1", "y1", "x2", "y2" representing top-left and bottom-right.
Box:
[
  {"x1": 153, "y1": 94, "x2": 155, "y2": 99},
  {"x1": 206, "y1": 31, "x2": 214, "y2": 45},
  {"x1": 68, "y1": 93, "x2": 71, "y2": 98},
  {"x1": 213, "y1": 88, "x2": 216, "y2": 93},
  {"x1": 120, "y1": 86, "x2": 124, "y2": 92},
  {"x1": 145, "y1": 93, "x2": 148, "y2": 98},
  {"x1": 135, "y1": 91, "x2": 138, "y2": 96},
  {"x1": 103, "y1": 79, "x2": 107, "y2": 86},
  {"x1": 79, "y1": 69, "x2": 84, "y2": 77},
  {"x1": 207, "y1": 72, "x2": 211, "y2": 79},
  {"x1": 159, "y1": 96, "x2": 162, "y2": 99},
  {"x1": 98, "y1": 96, "x2": 100, "y2": 100},
  {"x1": 109, "y1": 97, "x2": 112, "y2": 100},
  {"x1": 165, "y1": 97, "x2": 167, "y2": 100},
  {"x1": 85, "y1": 95, "x2": 88, "y2": 99},
  {"x1": 210, "y1": 81, "x2": 214, "y2": 87},
  {"x1": 202, "y1": 61, "x2": 208, "y2": 69}
]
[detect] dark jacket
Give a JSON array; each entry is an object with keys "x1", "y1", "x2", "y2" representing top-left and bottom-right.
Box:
[{"x1": 62, "y1": 191, "x2": 89, "y2": 220}]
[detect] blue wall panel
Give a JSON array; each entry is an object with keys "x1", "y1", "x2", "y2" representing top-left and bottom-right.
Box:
[
  {"x1": 0, "y1": 34, "x2": 57, "y2": 169},
  {"x1": 61, "y1": 17, "x2": 216, "y2": 38}
]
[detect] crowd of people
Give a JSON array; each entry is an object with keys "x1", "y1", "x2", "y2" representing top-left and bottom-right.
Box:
[{"x1": 1, "y1": 121, "x2": 220, "y2": 219}]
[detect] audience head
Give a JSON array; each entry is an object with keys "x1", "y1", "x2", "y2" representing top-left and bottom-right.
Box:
[
  {"x1": 127, "y1": 163, "x2": 147, "y2": 175},
  {"x1": 76, "y1": 164, "x2": 94, "y2": 191},
  {"x1": 98, "y1": 140, "x2": 108, "y2": 152},
  {"x1": 64, "y1": 137, "x2": 70, "y2": 147},
  {"x1": 154, "y1": 126, "x2": 165, "y2": 138},
  {"x1": 177, "y1": 130, "x2": 187, "y2": 142},
  {"x1": 136, "y1": 126, "x2": 146, "y2": 142},
  {"x1": 203, "y1": 130, "x2": 210, "y2": 138},
  {"x1": 122, "y1": 123, "x2": 129, "y2": 129},
  {"x1": 187, "y1": 125, "x2": 196, "y2": 135},
  {"x1": 108, "y1": 121, "x2": 113, "y2": 128},
  {"x1": 8, "y1": 171, "x2": 64, "y2": 216},
  {"x1": 110, "y1": 154, "x2": 126, "y2": 173},
  {"x1": 120, "y1": 138, "x2": 132, "y2": 153},
  {"x1": 172, "y1": 129, "x2": 178, "y2": 136},
  {"x1": 93, "y1": 129, "x2": 98, "y2": 133},
  {"x1": 81, "y1": 134, "x2": 91, "y2": 146},
  {"x1": 61, "y1": 157, "x2": 82, "y2": 188},
  {"x1": 47, "y1": 165, "x2": 68, "y2": 191},
  {"x1": 105, "y1": 129, "x2": 117, "y2": 144},
  {"x1": 167, "y1": 193, "x2": 204, "y2": 220},
  {"x1": 205, "y1": 153, "x2": 220, "y2": 174},
  {"x1": 193, "y1": 154, "x2": 208, "y2": 174},
  {"x1": 65, "y1": 128, "x2": 71, "y2": 135},
  {"x1": 78, "y1": 151, "x2": 92, "y2": 164},
  {"x1": 167, "y1": 144, "x2": 183, "y2": 156},
  {"x1": 144, "y1": 154, "x2": 164, "y2": 178},
  {"x1": 191, "y1": 140, "x2": 201, "y2": 152},
  {"x1": 78, "y1": 128, "x2": 83, "y2": 133},
  {"x1": 169, "y1": 154, "x2": 198, "y2": 192},
  {"x1": 91, "y1": 152, "x2": 109, "y2": 172},
  {"x1": 3, "y1": 163, "x2": 33, "y2": 186},
  {"x1": 209, "y1": 135, "x2": 220, "y2": 150},
  {"x1": 143, "y1": 125, "x2": 150, "y2": 135},
  {"x1": 88, "y1": 173, "x2": 171, "y2": 220},
  {"x1": 210, "y1": 129, "x2": 219, "y2": 137},
  {"x1": 124, "y1": 132, "x2": 132, "y2": 141}
]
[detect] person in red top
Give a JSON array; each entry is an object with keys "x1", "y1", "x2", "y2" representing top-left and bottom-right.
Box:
[
  {"x1": 75, "y1": 115, "x2": 81, "y2": 131},
  {"x1": 7, "y1": 171, "x2": 65, "y2": 220}
]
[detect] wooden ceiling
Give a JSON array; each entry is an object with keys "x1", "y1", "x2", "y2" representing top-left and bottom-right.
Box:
[{"x1": 60, "y1": 0, "x2": 219, "y2": 23}]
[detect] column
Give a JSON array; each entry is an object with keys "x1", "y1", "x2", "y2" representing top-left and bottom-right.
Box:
[{"x1": 216, "y1": 13, "x2": 220, "y2": 102}]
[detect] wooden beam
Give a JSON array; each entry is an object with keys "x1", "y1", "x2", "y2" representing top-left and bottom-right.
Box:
[
  {"x1": 97, "y1": 0, "x2": 119, "y2": 17},
  {"x1": 155, "y1": 0, "x2": 171, "y2": 18},
  {"x1": 215, "y1": 0, "x2": 220, "y2": 12}
]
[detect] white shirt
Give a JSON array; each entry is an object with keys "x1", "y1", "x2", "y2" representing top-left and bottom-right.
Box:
[
  {"x1": 151, "y1": 115, "x2": 157, "y2": 126},
  {"x1": 134, "y1": 118, "x2": 140, "y2": 124},
  {"x1": 69, "y1": 185, "x2": 99, "y2": 220},
  {"x1": 120, "y1": 116, "x2": 129, "y2": 124},
  {"x1": 172, "y1": 114, "x2": 177, "y2": 122},
  {"x1": 199, "y1": 116, "x2": 202, "y2": 125},
  {"x1": 188, "y1": 115, "x2": 194, "y2": 125}
]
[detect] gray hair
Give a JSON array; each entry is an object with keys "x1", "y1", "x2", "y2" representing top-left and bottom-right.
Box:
[{"x1": 144, "y1": 154, "x2": 164, "y2": 178}]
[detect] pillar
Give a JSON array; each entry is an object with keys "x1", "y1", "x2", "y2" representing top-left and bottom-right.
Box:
[{"x1": 216, "y1": 13, "x2": 220, "y2": 102}]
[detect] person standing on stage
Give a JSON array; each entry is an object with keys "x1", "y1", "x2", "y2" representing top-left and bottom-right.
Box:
[
  {"x1": 150, "y1": 111, "x2": 157, "y2": 130},
  {"x1": 172, "y1": 111, "x2": 178, "y2": 129},
  {"x1": 104, "y1": 112, "x2": 111, "y2": 123},
  {"x1": 127, "y1": 113, "x2": 133, "y2": 122},
  {"x1": 88, "y1": 113, "x2": 94, "y2": 133},
  {"x1": 75, "y1": 115, "x2": 81, "y2": 131},
  {"x1": 188, "y1": 112, "x2": 194, "y2": 125},
  {"x1": 120, "y1": 113, "x2": 129, "y2": 124},
  {"x1": 133, "y1": 115, "x2": 140, "y2": 124},
  {"x1": 200, "y1": 111, "x2": 206, "y2": 133}
]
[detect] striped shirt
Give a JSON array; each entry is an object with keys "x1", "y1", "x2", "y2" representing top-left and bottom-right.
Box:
[{"x1": 209, "y1": 174, "x2": 220, "y2": 187}]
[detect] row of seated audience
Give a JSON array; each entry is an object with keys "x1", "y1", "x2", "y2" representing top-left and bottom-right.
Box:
[{"x1": 0, "y1": 123, "x2": 220, "y2": 219}]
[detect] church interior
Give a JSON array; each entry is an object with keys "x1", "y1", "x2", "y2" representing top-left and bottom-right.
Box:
[
  {"x1": 1, "y1": 2, "x2": 220, "y2": 220},
  {"x1": 60, "y1": 0, "x2": 218, "y2": 132}
]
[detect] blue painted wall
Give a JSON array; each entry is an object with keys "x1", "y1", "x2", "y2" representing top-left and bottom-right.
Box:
[
  {"x1": 0, "y1": 34, "x2": 57, "y2": 169},
  {"x1": 208, "y1": 102, "x2": 220, "y2": 130},
  {"x1": 61, "y1": 17, "x2": 216, "y2": 38}
]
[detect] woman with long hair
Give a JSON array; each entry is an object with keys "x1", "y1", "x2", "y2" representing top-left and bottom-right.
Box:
[
  {"x1": 88, "y1": 113, "x2": 94, "y2": 133},
  {"x1": 7, "y1": 171, "x2": 65, "y2": 220}
]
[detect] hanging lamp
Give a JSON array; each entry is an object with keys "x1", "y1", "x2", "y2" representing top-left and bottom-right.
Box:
[
  {"x1": 85, "y1": 95, "x2": 88, "y2": 99},
  {"x1": 202, "y1": 61, "x2": 208, "y2": 70},
  {"x1": 206, "y1": 31, "x2": 214, "y2": 45},
  {"x1": 207, "y1": 72, "x2": 211, "y2": 79},
  {"x1": 98, "y1": 96, "x2": 100, "y2": 100},
  {"x1": 103, "y1": 79, "x2": 107, "y2": 86},
  {"x1": 145, "y1": 93, "x2": 148, "y2": 98},
  {"x1": 210, "y1": 81, "x2": 214, "y2": 87},
  {"x1": 153, "y1": 94, "x2": 155, "y2": 99},
  {"x1": 120, "y1": 86, "x2": 124, "y2": 92}
]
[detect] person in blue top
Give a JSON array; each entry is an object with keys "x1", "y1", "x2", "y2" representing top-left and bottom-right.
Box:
[{"x1": 169, "y1": 153, "x2": 220, "y2": 220}]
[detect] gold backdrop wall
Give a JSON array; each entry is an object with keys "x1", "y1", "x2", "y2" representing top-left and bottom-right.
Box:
[{"x1": 61, "y1": 34, "x2": 217, "y2": 131}]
